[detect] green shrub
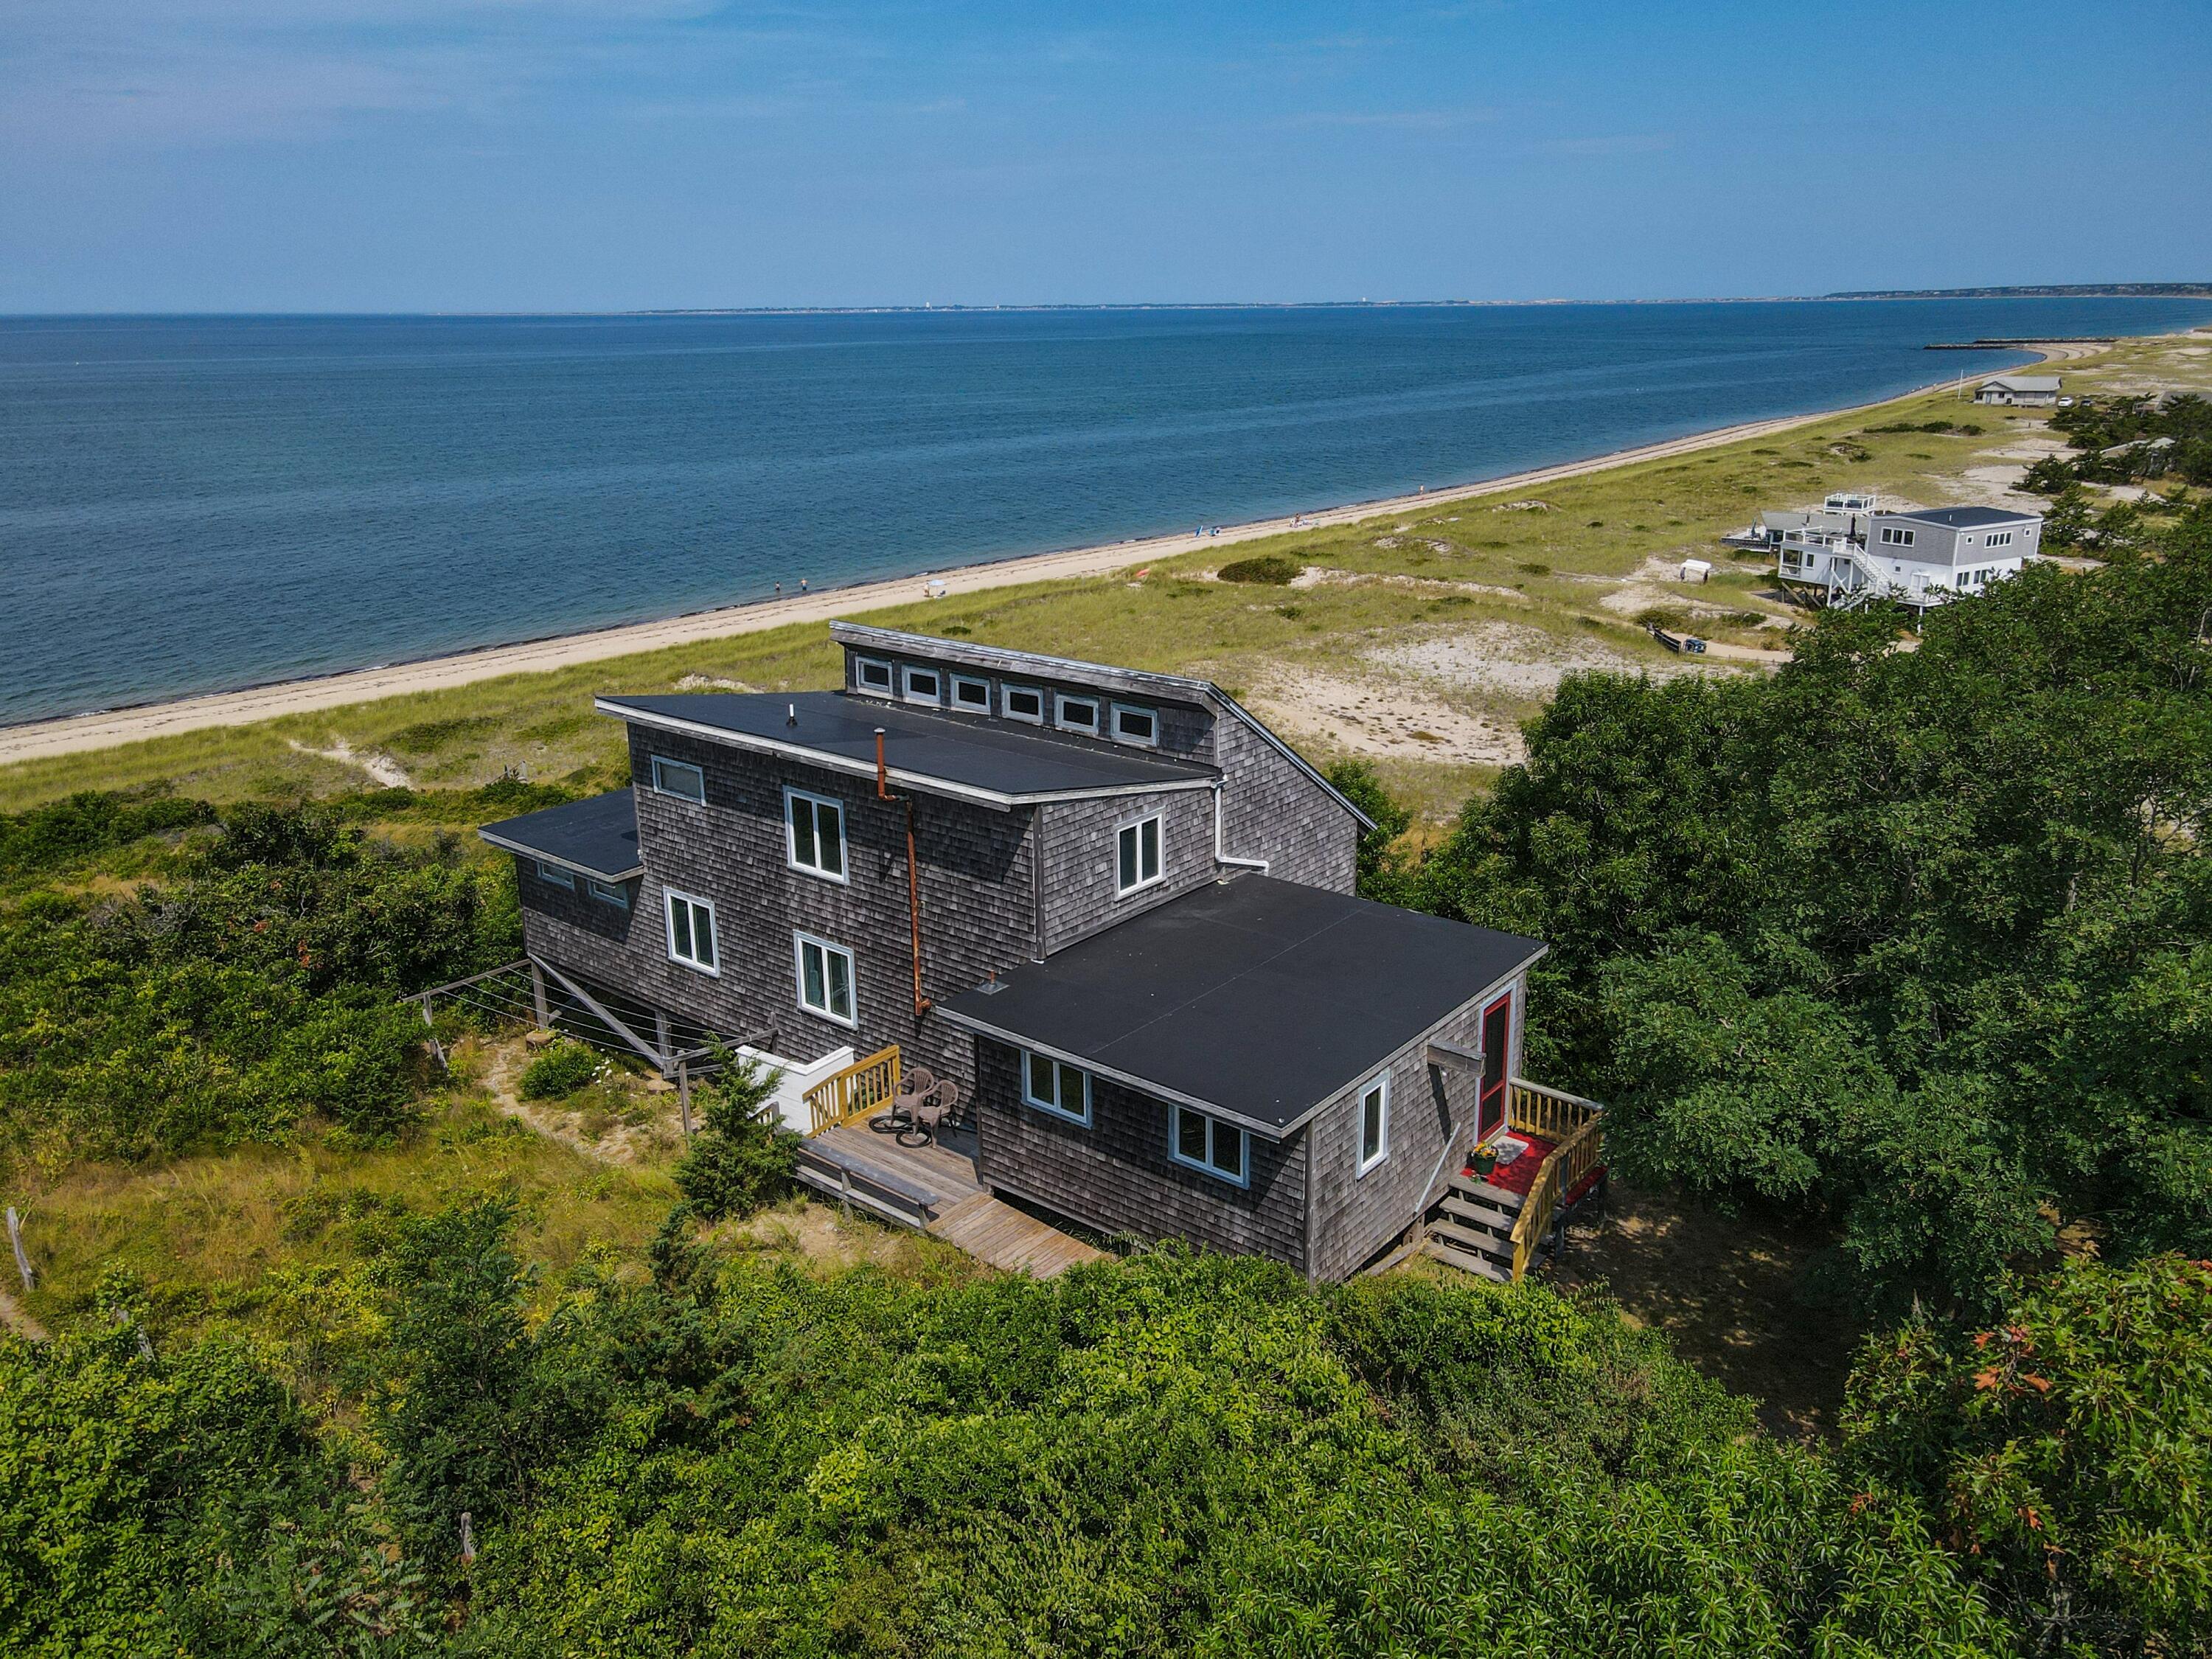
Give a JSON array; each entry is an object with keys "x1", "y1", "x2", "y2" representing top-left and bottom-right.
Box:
[
  {"x1": 518, "y1": 1042, "x2": 600, "y2": 1100},
  {"x1": 672, "y1": 1057, "x2": 797, "y2": 1219},
  {"x1": 1217, "y1": 554, "x2": 1301, "y2": 585}
]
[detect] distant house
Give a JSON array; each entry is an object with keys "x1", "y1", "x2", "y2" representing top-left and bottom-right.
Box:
[
  {"x1": 1977, "y1": 375, "x2": 2062, "y2": 407},
  {"x1": 1775, "y1": 504, "x2": 2041, "y2": 608}
]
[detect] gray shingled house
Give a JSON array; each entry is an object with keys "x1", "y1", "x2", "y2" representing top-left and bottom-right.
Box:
[{"x1": 478, "y1": 623, "x2": 1602, "y2": 1281}]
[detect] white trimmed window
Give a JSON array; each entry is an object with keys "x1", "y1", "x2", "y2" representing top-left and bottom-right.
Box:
[
  {"x1": 854, "y1": 656, "x2": 894, "y2": 695},
  {"x1": 950, "y1": 673, "x2": 992, "y2": 712},
  {"x1": 650, "y1": 756, "x2": 706, "y2": 803},
  {"x1": 1357, "y1": 1074, "x2": 1390, "y2": 1175},
  {"x1": 1986, "y1": 530, "x2": 2014, "y2": 549},
  {"x1": 785, "y1": 787, "x2": 847, "y2": 882},
  {"x1": 795, "y1": 932, "x2": 857, "y2": 1026},
  {"x1": 1022, "y1": 1050, "x2": 1091, "y2": 1124},
  {"x1": 1116, "y1": 813, "x2": 1163, "y2": 896},
  {"x1": 1879, "y1": 526, "x2": 1917, "y2": 547},
  {"x1": 666, "y1": 890, "x2": 718, "y2": 973},
  {"x1": 900, "y1": 664, "x2": 943, "y2": 706},
  {"x1": 536, "y1": 860, "x2": 575, "y2": 891},
  {"x1": 1003, "y1": 684, "x2": 1046, "y2": 724},
  {"x1": 1055, "y1": 692, "x2": 1101, "y2": 734},
  {"x1": 1169, "y1": 1105, "x2": 1248, "y2": 1186},
  {"x1": 1110, "y1": 702, "x2": 1158, "y2": 747},
  {"x1": 587, "y1": 877, "x2": 629, "y2": 908}
]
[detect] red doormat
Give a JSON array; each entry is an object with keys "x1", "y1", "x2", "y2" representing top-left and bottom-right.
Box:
[{"x1": 1465, "y1": 1133, "x2": 1557, "y2": 1198}]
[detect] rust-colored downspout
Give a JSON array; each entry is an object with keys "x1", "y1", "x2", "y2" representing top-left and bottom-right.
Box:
[{"x1": 876, "y1": 729, "x2": 933, "y2": 1015}]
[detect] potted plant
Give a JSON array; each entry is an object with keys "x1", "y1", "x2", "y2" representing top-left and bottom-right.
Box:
[{"x1": 1470, "y1": 1144, "x2": 1498, "y2": 1178}]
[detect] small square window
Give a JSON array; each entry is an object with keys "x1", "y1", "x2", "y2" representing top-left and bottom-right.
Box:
[
  {"x1": 1116, "y1": 814, "x2": 1162, "y2": 896},
  {"x1": 536, "y1": 860, "x2": 575, "y2": 891},
  {"x1": 1003, "y1": 684, "x2": 1046, "y2": 724},
  {"x1": 667, "y1": 890, "x2": 718, "y2": 973},
  {"x1": 785, "y1": 787, "x2": 847, "y2": 882},
  {"x1": 901, "y1": 665, "x2": 942, "y2": 706},
  {"x1": 950, "y1": 673, "x2": 992, "y2": 712},
  {"x1": 855, "y1": 656, "x2": 894, "y2": 694},
  {"x1": 587, "y1": 877, "x2": 629, "y2": 908},
  {"x1": 1110, "y1": 703, "x2": 1158, "y2": 747},
  {"x1": 795, "y1": 932, "x2": 857, "y2": 1026},
  {"x1": 1023, "y1": 1049, "x2": 1091, "y2": 1124},
  {"x1": 650, "y1": 756, "x2": 706, "y2": 804},
  {"x1": 1055, "y1": 693, "x2": 1099, "y2": 734}
]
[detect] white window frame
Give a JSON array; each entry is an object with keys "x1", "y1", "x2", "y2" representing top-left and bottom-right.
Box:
[
  {"x1": 1116, "y1": 812, "x2": 1164, "y2": 897},
  {"x1": 1879, "y1": 526, "x2": 1917, "y2": 548},
  {"x1": 1356, "y1": 1072, "x2": 1390, "y2": 1176},
  {"x1": 1169, "y1": 1104, "x2": 1250, "y2": 1188},
  {"x1": 1020, "y1": 1048, "x2": 1092, "y2": 1126},
  {"x1": 1002, "y1": 683, "x2": 1046, "y2": 725},
  {"x1": 665, "y1": 889, "x2": 720, "y2": 975},
  {"x1": 950, "y1": 672, "x2": 992, "y2": 713},
  {"x1": 900, "y1": 664, "x2": 944, "y2": 706},
  {"x1": 1110, "y1": 701, "x2": 1160, "y2": 748},
  {"x1": 535, "y1": 860, "x2": 575, "y2": 891},
  {"x1": 1055, "y1": 692, "x2": 1101, "y2": 735},
  {"x1": 1987, "y1": 530, "x2": 2013, "y2": 549},
  {"x1": 650, "y1": 755, "x2": 706, "y2": 804},
  {"x1": 853, "y1": 655, "x2": 894, "y2": 696},
  {"x1": 793, "y1": 931, "x2": 858, "y2": 1027},
  {"x1": 783, "y1": 786, "x2": 849, "y2": 884},
  {"x1": 587, "y1": 877, "x2": 629, "y2": 908}
]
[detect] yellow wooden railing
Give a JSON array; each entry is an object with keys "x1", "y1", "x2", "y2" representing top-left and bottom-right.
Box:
[
  {"x1": 802, "y1": 1045, "x2": 902, "y2": 1137},
  {"x1": 1504, "y1": 1078, "x2": 1606, "y2": 1281}
]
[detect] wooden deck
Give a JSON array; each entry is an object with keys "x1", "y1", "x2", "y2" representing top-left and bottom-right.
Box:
[
  {"x1": 793, "y1": 1119, "x2": 1102, "y2": 1276},
  {"x1": 928, "y1": 1193, "x2": 1106, "y2": 1279}
]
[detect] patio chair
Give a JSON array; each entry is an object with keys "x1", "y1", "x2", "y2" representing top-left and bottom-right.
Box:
[
  {"x1": 871, "y1": 1065, "x2": 936, "y2": 1135},
  {"x1": 897, "y1": 1079, "x2": 961, "y2": 1147}
]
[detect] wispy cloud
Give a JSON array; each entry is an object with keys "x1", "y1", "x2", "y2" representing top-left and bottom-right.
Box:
[{"x1": 1280, "y1": 107, "x2": 1502, "y2": 133}]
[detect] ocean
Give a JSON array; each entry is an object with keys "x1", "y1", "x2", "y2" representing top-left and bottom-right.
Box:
[{"x1": 3, "y1": 298, "x2": 2208, "y2": 726}]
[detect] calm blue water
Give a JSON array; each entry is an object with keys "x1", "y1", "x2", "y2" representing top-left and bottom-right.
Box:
[{"x1": 4, "y1": 299, "x2": 2208, "y2": 726}]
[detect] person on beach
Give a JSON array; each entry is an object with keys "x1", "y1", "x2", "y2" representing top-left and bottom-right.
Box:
[{"x1": 800, "y1": 577, "x2": 809, "y2": 593}]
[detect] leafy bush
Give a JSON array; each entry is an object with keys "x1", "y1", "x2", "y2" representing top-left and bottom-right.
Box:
[
  {"x1": 1217, "y1": 554, "x2": 1301, "y2": 585},
  {"x1": 1324, "y1": 760, "x2": 1411, "y2": 901},
  {"x1": 0, "y1": 787, "x2": 214, "y2": 883},
  {"x1": 1843, "y1": 1254, "x2": 2212, "y2": 1654},
  {"x1": 672, "y1": 1056, "x2": 798, "y2": 1219},
  {"x1": 517, "y1": 1042, "x2": 600, "y2": 1101}
]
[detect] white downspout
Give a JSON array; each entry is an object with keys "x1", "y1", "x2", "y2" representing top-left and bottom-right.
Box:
[{"x1": 1213, "y1": 781, "x2": 1269, "y2": 874}]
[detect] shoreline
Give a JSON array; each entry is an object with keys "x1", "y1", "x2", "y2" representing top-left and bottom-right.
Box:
[{"x1": 0, "y1": 347, "x2": 2067, "y2": 768}]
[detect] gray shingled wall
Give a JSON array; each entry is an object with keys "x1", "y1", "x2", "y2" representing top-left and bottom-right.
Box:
[
  {"x1": 970, "y1": 1037, "x2": 1309, "y2": 1269},
  {"x1": 1214, "y1": 712, "x2": 1359, "y2": 893},
  {"x1": 1037, "y1": 787, "x2": 1220, "y2": 953},
  {"x1": 842, "y1": 645, "x2": 1216, "y2": 762}
]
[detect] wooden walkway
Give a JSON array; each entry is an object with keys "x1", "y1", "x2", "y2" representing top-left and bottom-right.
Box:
[{"x1": 928, "y1": 1193, "x2": 1105, "y2": 1279}]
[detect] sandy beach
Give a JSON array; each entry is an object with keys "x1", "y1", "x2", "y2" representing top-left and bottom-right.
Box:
[{"x1": 0, "y1": 351, "x2": 2069, "y2": 768}]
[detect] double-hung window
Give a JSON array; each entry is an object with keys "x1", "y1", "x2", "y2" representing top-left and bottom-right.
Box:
[
  {"x1": 1022, "y1": 1050, "x2": 1091, "y2": 1124},
  {"x1": 1116, "y1": 813, "x2": 1163, "y2": 896},
  {"x1": 1003, "y1": 684, "x2": 1046, "y2": 724},
  {"x1": 666, "y1": 890, "x2": 718, "y2": 973},
  {"x1": 785, "y1": 787, "x2": 847, "y2": 882},
  {"x1": 536, "y1": 860, "x2": 575, "y2": 891},
  {"x1": 901, "y1": 665, "x2": 942, "y2": 706},
  {"x1": 1169, "y1": 1104, "x2": 1247, "y2": 1186},
  {"x1": 1356, "y1": 1074, "x2": 1390, "y2": 1175},
  {"x1": 1110, "y1": 702, "x2": 1158, "y2": 747},
  {"x1": 855, "y1": 656, "x2": 894, "y2": 695},
  {"x1": 651, "y1": 756, "x2": 706, "y2": 803},
  {"x1": 950, "y1": 673, "x2": 992, "y2": 712},
  {"x1": 1055, "y1": 693, "x2": 1100, "y2": 735},
  {"x1": 795, "y1": 932, "x2": 857, "y2": 1026}
]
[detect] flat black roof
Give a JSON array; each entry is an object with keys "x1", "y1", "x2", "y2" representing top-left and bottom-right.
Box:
[
  {"x1": 939, "y1": 874, "x2": 1546, "y2": 1135},
  {"x1": 1885, "y1": 506, "x2": 2039, "y2": 529},
  {"x1": 479, "y1": 790, "x2": 642, "y2": 880},
  {"x1": 599, "y1": 692, "x2": 1217, "y2": 804}
]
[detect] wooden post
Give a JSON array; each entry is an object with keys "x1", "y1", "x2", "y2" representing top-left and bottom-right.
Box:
[
  {"x1": 677, "y1": 1060, "x2": 694, "y2": 1136},
  {"x1": 459, "y1": 1511, "x2": 476, "y2": 1566},
  {"x1": 419, "y1": 997, "x2": 448, "y2": 1071},
  {"x1": 530, "y1": 961, "x2": 549, "y2": 1029},
  {"x1": 654, "y1": 1009, "x2": 672, "y2": 1068},
  {"x1": 6, "y1": 1208, "x2": 31, "y2": 1294}
]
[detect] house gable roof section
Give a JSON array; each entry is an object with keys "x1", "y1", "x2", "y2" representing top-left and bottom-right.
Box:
[
  {"x1": 1980, "y1": 375, "x2": 2062, "y2": 393},
  {"x1": 830, "y1": 622, "x2": 1377, "y2": 831},
  {"x1": 938, "y1": 873, "x2": 1545, "y2": 1139},
  {"x1": 598, "y1": 691, "x2": 1217, "y2": 809},
  {"x1": 479, "y1": 790, "x2": 644, "y2": 881}
]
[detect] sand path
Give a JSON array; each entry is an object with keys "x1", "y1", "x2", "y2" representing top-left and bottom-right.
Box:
[{"x1": 0, "y1": 347, "x2": 2064, "y2": 767}]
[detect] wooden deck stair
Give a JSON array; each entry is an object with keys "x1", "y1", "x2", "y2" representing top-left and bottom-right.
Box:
[
  {"x1": 1422, "y1": 1175, "x2": 1521, "y2": 1281},
  {"x1": 1421, "y1": 1078, "x2": 1606, "y2": 1284}
]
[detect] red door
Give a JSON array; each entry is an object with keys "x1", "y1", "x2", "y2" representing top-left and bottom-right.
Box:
[{"x1": 1477, "y1": 991, "x2": 1512, "y2": 1145}]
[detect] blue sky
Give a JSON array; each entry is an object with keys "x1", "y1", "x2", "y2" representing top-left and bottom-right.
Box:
[{"x1": 4, "y1": 0, "x2": 2207, "y2": 312}]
